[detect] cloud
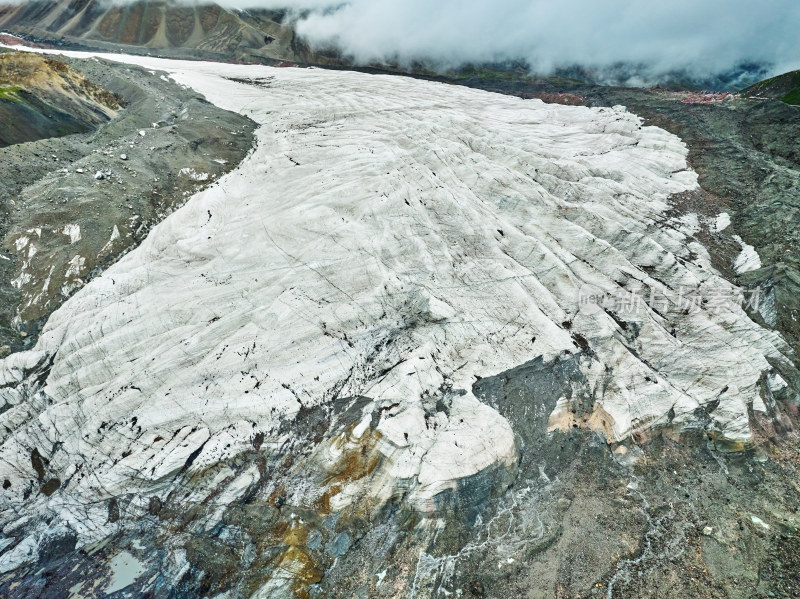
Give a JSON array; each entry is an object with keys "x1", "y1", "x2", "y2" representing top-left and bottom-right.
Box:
[
  {"x1": 258, "y1": 0, "x2": 799, "y2": 82},
  {"x1": 5, "y1": 0, "x2": 795, "y2": 82}
]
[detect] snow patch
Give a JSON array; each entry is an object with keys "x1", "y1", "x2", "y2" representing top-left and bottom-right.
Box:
[
  {"x1": 98, "y1": 225, "x2": 121, "y2": 256},
  {"x1": 64, "y1": 255, "x2": 85, "y2": 278},
  {"x1": 733, "y1": 235, "x2": 762, "y2": 273},
  {"x1": 179, "y1": 167, "x2": 210, "y2": 181},
  {"x1": 62, "y1": 224, "x2": 81, "y2": 245},
  {"x1": 714, "y1": 212, "x2": 731, "y2": 232}
]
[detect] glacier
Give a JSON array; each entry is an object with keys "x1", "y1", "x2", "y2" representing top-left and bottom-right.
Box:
[{"x1": 0, "y1": 53, "x2": 795, "y2": 587}]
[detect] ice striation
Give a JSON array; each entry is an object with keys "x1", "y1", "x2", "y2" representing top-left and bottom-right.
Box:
[{"x1": 0, "y1": 54, "x2": 796, "y2": 576}]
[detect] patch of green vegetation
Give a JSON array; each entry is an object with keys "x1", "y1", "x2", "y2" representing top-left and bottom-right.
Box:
[
  {"x1": 782, "y1": 87, "x2": 800, "y2": 105},
  {"x1": 547, "y1": 75, "x2": 588, "y2": 87},
  {"x1": 781, "y1": 73, "x2": 800, "y2": 105},
  {"x1": 447, "y1": 65, "x2": 587, "y2": 88},
  {"x1": 453, "y1": 66, "x2": 519, "y2": 81},
  {"x1": 0, "y1": 85, "x2": 22, "y2": 102}
]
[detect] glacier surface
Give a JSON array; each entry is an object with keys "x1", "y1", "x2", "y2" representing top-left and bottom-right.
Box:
[{"x1": 0, "y1": 53, "x2": 794, "y2": 564}]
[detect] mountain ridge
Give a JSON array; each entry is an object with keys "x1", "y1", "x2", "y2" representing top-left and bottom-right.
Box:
[{"x1": 0, "y1": 0, "x2": 337, "y2": 65}]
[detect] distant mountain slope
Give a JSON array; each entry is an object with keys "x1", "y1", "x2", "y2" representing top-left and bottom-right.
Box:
[
  {"x1": 0, "y1": 0, "x2": 335, "y2": 64},
  {"x1": 742, "y1": 69, "x2": 800, "y2": 104},
  {"x1": 0, "y1": 50, "x2": 121, "y2": 146}
]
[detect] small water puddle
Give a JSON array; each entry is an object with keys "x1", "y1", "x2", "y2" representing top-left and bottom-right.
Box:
[{"x1": 104, "y1": 551, "x2": 146, "y2": 595}]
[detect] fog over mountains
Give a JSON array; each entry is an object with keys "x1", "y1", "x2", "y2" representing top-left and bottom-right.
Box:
[
  {"x1": 2, "y1": 0, "x2": 797, "y2": 86},
  {"x1": 231, "y1": 0, "x2": 798, "y2": 83}
]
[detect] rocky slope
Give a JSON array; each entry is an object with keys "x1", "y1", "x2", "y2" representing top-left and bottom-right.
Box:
[
  {"x1": 742, "y1": 70, "x2": 800, "y2": 105},
  {"x1": 0, "y1": 0, "x2": 334, "y2": 65},
  {"x1": 0, "y1": 51, "x2": 122, "y2": 146},
  {"x1": 0, "y1": 51, "x2": 798, "y2": 599}
]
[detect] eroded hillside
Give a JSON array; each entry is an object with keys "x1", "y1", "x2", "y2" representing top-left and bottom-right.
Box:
[{"x1": 0, "y1": 51, "x2": 122, "y2": 146}]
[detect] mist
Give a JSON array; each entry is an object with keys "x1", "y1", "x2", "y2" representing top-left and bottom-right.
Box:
[
  {"x1": 4, "y1": 0, "x2": 797, "y2": 83},
  {"x1": 234, "y1": 0, "x2": 799, "y2": 83}
]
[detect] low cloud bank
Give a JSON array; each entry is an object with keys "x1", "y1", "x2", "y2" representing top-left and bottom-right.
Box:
[
  {"x1": 251, "y1": 0, "x2": 799, "y2": 84},
  {"x1": 6, "y1": 0, "x2": 797, "y2": 83}
]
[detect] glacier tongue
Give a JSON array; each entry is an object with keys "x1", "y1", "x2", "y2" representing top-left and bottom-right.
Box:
[{"x1": 0, "y1": 56, "x2": 794, "y2": 555}]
